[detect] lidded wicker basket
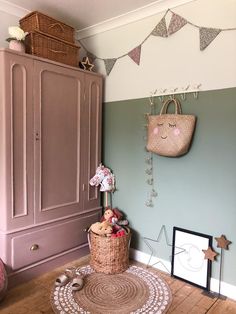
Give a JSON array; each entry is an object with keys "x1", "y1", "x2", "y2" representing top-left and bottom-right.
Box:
[
  {"x1": 89, "y1": 228, "x2": 131, "y2": 274},
  {"x1": 20, "y1": 11, "x2": 75, "y2": 43}
]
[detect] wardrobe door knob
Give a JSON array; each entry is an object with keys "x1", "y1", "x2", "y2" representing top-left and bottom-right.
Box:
[{"x1": 30, "y1": 244, "x2": 39, "y2": 251}]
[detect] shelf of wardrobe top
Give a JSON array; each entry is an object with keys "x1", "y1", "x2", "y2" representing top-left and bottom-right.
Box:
[{"x1": 0, "y1": 48, "x2": 102, "y2": 78}]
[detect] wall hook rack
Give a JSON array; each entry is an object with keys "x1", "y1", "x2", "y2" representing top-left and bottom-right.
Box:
[{"x1": 149, "y1": 84, "x2": 202, "y2": 102}]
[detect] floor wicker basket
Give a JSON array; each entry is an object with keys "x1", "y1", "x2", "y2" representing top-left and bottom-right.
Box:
[{"x1": 89, "y1": 228, "x2": 131, "y2": 274}]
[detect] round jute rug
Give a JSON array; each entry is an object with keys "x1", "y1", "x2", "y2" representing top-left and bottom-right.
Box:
[{"x1": 51, "y1": 265, "x2": 172, "y2": 314}]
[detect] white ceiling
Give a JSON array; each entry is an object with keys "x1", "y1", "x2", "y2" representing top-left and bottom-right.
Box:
[{"x1": 4, "y1": 0, "x2": 162, "y2": 30}]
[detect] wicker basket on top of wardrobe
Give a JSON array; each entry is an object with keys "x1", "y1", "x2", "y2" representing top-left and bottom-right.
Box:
[{"x1": 20, "y1": 11, "x2": 75, "y2": 43}]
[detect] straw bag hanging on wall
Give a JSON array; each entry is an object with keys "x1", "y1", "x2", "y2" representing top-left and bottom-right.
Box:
[{"x1": 146, "y1": 98, "x2": 196, "y2": 157}]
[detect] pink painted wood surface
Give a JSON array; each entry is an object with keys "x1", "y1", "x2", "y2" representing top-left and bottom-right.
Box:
[
  {"x1": 8, "y1": 246, "x2": 89, "y2": 289},
  {"x1": 0, "y1": 51, "x2": 34, "y2": 232},
  {"x1": 11, "y1": 211, "x2": 100, "y2": 270},
  {"x1": 0, "y1": 49, "x2": 102, "y2": 286},
  {"x1": 83, "y1": 73, "x2": 103, "y2": 211},
  {"x1": 33, "y1": 60, "x2": 85, "y2": 223}
]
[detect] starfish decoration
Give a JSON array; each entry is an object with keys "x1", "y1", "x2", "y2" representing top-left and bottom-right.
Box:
[
  {"x1": 215, "y1": 235, "x2": 231, "y2": 250},
  {"x1": 202, "y1": 247, "x2": 218, "y2": 261},
  {"x1": 143, "y1": 225, "x2": 185, "y2": 273},
  {"x1": 81, "y1": 57, "x2": 94, "y2": 71}
]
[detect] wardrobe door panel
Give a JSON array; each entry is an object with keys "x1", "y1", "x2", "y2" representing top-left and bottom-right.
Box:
[
  {"x1": 34, "y1": 61, "x2": 84, "y2": 223},
  {"x1": 83, "y1": 74, "x2": 102, "y2": 210},
  {"x1": 1, "y1": 52, "x2": 34, "y2": 231}
]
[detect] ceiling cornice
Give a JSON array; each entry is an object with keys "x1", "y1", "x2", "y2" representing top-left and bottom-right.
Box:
[
  {"x1": 0, "y1": 0, "x2": 196, "y2": 39},
  {"x1": 0, "y1": 0, "x2": 30, "y2": 17},
  {"x1": 76, "y1": 0, "x2": 196, "y2": 40}
]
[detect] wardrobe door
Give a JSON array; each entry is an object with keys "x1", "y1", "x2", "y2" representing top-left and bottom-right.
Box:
[
  {"x1": 82, "y1": 73, "x2": 102, "y2": 211},
  {"x1": 34, "y1": 60, "x2": 85, "y2": 223},
  {"x1": 0, "y1": 51, "x2": 34, "y2": 231}
]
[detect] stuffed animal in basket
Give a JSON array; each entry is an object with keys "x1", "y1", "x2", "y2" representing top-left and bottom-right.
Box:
[
  {"x1": 101, "y1": 208, "x2": 129, "y2": 237},
  {"x1": 89, "y1": 221, "x2": 113, "y2": 237},
  {"x1": 101, "y1": 208, "x2": 129, "y2": 226}
]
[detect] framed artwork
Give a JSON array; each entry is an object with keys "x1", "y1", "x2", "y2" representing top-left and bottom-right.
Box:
[{"x1": 171, "y1": 227, "x2": 212, "y2": 290}]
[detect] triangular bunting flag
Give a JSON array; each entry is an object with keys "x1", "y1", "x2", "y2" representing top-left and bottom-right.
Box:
[
  {"x1": 151, "y1": 17, "x2": 168, "y2": 37},
  {"x1": 200, "y1": 27, "x2": 221, "y2": 50},
  {"x1": 104, "y1": 58, "x2": 117, "y2": 75},
  {"x1": 87, "y1": 51, "x2": 96, "y2": 62},
  {"x1": 128, "y1": 45, "x2": 141, "y2": 65},
  {"x1": 168, "y1": 13, "x2": 188, "y2": 35}
]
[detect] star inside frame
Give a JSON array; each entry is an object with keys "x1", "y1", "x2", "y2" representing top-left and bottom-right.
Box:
[{"x1": 143, "y1": 225, "x2": 185, "y2": 274}]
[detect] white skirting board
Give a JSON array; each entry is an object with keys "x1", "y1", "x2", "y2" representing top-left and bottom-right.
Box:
[{"x1": 130, "y1": 248, "x2": 236, "y2": 301}]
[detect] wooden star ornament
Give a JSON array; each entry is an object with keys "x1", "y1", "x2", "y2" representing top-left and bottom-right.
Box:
[
  {"x1": 81, "y1": 57, "x2": 94, "y2": 71},
  {"x1": 202, "y1": 247, "x2": 218, "y2": 261},
  {"x1": 215, "y1": 235, "x2": 231, "y2": 250}
]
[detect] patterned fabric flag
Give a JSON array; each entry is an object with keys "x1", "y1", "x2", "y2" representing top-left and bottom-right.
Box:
[
  {"x1": 104, "y1": 58, "x2": 117, "y2": 75},
  {"x1": 128, "y1": 45, "x2": 141, "y2": 65},
  {"x1": 168, "y1": 13, "x2": 188, "y2": 35},
  {"x1": 199, "y1": 27, "x2": 221, "y2": 50},
  {"x1": 87, "y1": 51, "x2": 96, "y2": 62},
  {"x1": 151, "y1": 17, "x2": 168, "y2": 37}
]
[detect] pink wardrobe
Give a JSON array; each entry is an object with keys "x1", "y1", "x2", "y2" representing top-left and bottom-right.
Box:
[{"x1": 0, "y1": 48, "x2": 102, "y2": 286}]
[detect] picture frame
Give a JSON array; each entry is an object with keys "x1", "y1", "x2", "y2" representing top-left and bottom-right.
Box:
[{"x1": 171, "y1": 227, "x2": 212, "y2": 290}]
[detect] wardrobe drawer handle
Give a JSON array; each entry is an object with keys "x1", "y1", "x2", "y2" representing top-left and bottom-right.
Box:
[{"x1": 30, "y1": 244, "x2": 39, "y2": 251}]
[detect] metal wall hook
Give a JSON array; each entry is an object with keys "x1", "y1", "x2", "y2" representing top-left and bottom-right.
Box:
[
  {"x1": 149, "y1": 95, "x2": 154, "y2": 106},
  {"x1": 169, "y1": 94, "x2": 175, "y2": 100},
  {"x1": 158, "y1": 95, "x2": 164, "y2": 102},
  {"x1": 181, "y1": 93, "x2": 186, "y2": 101}
]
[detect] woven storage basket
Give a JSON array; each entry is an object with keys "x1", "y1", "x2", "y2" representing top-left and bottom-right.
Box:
[
  {"x1": 89, "y1": 228, "x2": 131, "y2": 274},
  {"x1": 20, "y1": 11, "x2": 75, "y2": 43},
  {"x1": 24, "y1": 31, "x2": 79, "y2": 66}
]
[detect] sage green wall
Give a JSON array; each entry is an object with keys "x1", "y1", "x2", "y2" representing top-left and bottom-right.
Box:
[{"x1": 103, "y1": 87, "x2": 236, "y2": 285}]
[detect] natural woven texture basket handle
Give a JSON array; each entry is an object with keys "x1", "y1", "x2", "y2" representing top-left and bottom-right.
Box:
[
  {"x1": 160, "y1": 98, "x2": 182, "y2": 115},
  {"x1": 49, "y1": 48, "x2": 67, "y2": 54},
  {"x1": 87, "y1": 232, "x2": 91, "y2": 250},
  {"x1": 48, "y1": 22, "x2": 65, "y2": 33}
]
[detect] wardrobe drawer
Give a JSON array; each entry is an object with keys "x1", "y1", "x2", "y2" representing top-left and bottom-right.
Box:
[{"x1": 11, "y1": 212, "x2": 100, "y2": 270}]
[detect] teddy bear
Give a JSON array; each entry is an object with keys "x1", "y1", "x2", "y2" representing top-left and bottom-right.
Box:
[
  {"x1": 89, "y1": 220, "x2": 113, "y2": 237},
  {"x1": 100, "y1": 208, "x2": 129, "y2": 237},
  {"x1": 101, "y1": 207, "x2": 129, "y2": 226}
]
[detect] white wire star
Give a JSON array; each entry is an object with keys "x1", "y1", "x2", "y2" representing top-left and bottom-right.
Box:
[{"x1": 143, "y1": 225, "x2": 185, "y2": 273}]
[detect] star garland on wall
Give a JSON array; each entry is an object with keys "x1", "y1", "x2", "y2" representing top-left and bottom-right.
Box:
[
  {"x1": 143, "y1": 93, "x2": 158, "y2": 207},
  {"x1": 79, "y1": 8, "x2": 236, "y2": 76}
]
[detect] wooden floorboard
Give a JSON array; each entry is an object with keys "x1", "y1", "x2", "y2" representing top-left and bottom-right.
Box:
[{"x1": 0, "y1": 256, "x2": 236, "y2": 314}]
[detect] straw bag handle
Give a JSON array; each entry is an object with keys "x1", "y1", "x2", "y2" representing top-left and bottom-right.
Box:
[
  {"x1": 48, "y1": 22, "x2": 65, "y2": 33},
  {"x1": 49, "y1": 48, "x2": 67, "y2": 54},
  {"x1": 160, "y1": 98, "x2": 182, "y2": 115},
  {"x1": 87, "y1": 232, "x2": 91, "y2": 250}
]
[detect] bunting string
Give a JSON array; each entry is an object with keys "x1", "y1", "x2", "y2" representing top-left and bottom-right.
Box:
[{"x1": 79, "y1": 8, "x2": 236, "y2": 75}]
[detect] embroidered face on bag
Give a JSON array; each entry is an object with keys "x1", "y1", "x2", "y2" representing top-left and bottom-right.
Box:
[{"x1": 153, "y1": 122, "x2": 181, "y2": 140}]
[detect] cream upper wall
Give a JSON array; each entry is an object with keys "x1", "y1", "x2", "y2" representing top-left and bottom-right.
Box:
[
  {"x1": 0, "y1": 0, "x2": 235, "y2": 102},
  {"x1": 0, "y1": 10, "x2": 20, "y2": 48},
  {"x1": 80, "y1": 0, "x2": 236, "y2": 102}
]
